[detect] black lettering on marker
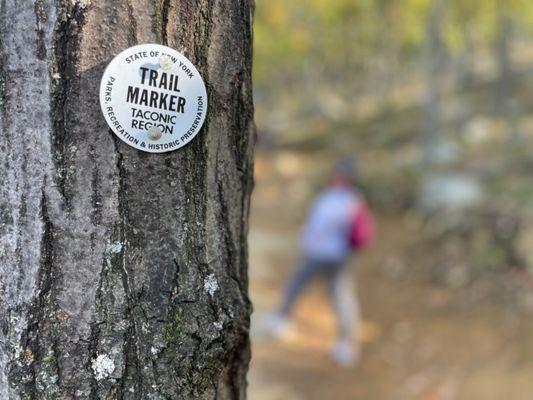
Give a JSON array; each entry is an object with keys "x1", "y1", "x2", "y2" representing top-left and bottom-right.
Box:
[
  {"x1": 125, "y1": 65, "x2": 190, "y2": 113},
  {"x1": 126, "y1": 86, "x2": 139, "y2": 103},
  {"x1": 177, "y1": 97, "x2": 186, "y2": 113},
  {"x1": 149, "y1": 69, "x2": 158, "y2": 87},
  {"x1": 140, "y1": 67, "x2": 149, "y2": 84}
]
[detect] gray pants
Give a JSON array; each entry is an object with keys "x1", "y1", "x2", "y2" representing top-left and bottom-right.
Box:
[{"x1": 280, "y1": 257, "x2": 359, "y2": 342}]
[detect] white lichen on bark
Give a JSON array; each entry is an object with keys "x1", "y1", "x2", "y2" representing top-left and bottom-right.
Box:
[
  {"x1": 91, "y1": 354, "x2": 115, "y2": 381},
  {"x1": 204, "y1": 273, "x2": 219, "y2": 297}
]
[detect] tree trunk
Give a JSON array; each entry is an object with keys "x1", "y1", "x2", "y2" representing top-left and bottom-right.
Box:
[
  {"x1": 495, "y1": 2, "x2": 512, "y2": 113},
  {"x1": 423, "y1": 0, "x2": 446, "y2": 165},
  {"x1": 494, "y1": 2, "x2": 520, "y2": 141},
  {"x1": 455, "y1": 24, "x2": 475, "y2": 89},
  {"x1": 0, "y1": 1, "x2": 255, "y2": 399}
]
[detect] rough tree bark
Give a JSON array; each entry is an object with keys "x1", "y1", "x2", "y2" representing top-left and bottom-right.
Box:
[{"x1": 0, "y1": 0, "x2": 255, "y2": 399}]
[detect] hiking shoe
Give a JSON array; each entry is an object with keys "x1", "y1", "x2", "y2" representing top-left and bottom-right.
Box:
[
  {"x1": 330, "y1": 340, "x2": 359, "y2": 367},
  {"x1": 261, "y1": 312, "x2": 292, "y2": 339}
]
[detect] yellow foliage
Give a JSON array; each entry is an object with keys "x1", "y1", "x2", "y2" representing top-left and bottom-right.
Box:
[{"x1": 254, "y1": 0, "x2": 533, "y2": 87}]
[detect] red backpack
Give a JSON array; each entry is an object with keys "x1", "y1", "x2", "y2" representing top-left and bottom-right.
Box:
[{"x1": 349, "y1": 201, "x2": 375, "y2": 250}]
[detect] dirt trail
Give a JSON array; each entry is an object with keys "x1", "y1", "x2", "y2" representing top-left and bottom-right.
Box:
[{"x1": 247, "y1": 154, "x2": 533, "y2": 400}]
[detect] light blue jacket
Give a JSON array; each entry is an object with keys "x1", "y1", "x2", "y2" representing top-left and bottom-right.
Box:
[{"x1": 300, "y1": 186, "x2": 359, "y2": 263}]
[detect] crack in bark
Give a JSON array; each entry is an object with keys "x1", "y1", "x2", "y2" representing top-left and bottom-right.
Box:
[
  {"x1": 0, "y1": 1, "x2": 6, "y2": 130},
  {"x1": 10, "y1": 186, "x2": 62, "y2": 398},
  {"x1": 50, "y1": 2, "x2": 87, "y2": 210},
  {"x1": 156, "y1": 0, "x2": 171, "y2": 45},
  {"x1": 34, "y1": 0, "x2": 48, "y2": 60}
]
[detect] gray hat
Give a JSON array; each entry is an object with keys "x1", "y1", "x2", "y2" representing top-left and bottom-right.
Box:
[{"x1": 333, "y1": 158, "x2": 357, "y2": 180}]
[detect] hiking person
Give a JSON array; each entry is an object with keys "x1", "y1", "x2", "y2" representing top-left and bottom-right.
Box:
[{"x1": 265, "y1": 158, "x2": 374, "y2": 367}]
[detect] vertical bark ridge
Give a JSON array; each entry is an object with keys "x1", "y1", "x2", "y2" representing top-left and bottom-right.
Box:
[
  {"x1": 0, "y1": 0, "x2": 58, "y2": 398},
  {"x1": 12, "y1": 187, "x2": 62, "y2": 399},
  {"x1": 125, "y1": 0, "x2": 139, "y2": 45}
]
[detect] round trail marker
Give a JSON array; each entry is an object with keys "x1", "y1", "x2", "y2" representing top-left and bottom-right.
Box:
[{"x1": 99, "y1": 43, "x2": 208, "y2": 153}]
